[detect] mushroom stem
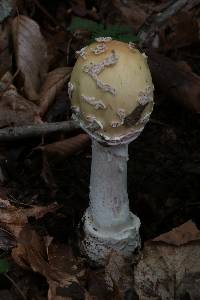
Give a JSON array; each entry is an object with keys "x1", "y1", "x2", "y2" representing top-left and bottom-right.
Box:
[{"x1": 82, "y1": 140, "x2": 140, "y2": 265}]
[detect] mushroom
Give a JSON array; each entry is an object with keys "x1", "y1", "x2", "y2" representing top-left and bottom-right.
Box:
[{"x1": 69, "y1": 39, "x2": 154, "y2": 265}]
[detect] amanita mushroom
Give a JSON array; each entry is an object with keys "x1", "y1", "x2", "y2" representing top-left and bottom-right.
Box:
[{"x1": 68, "y1": 38, "x2": 154, "y2": 265}]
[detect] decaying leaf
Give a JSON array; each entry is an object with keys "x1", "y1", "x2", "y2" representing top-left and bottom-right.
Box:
[
  {"x1": 0, "y1": 84, "x2": 40, "y2": 128},
  {"x1": 153, "y1": 220, "x2": 200, "y2": 246},
  {"x1": 0, "y1": 197, "x2": 86, "y2": 299},
  {"x1": 12, "y1": 15, "x2": 48, "y2": 101},
  {"x1": 47, "y1": 243, "x2": 86, "y2": 300},
  {"x1": 87, "y1": 269, "x2": 113, "y2": 300},
  {"x1": 105, "y1": 251, "x2": 134, "y2": 299},
  {"x1": 39, "y1": 134, "x2": 90, "y2": 159},
  {"x1": 12, "y1": 230, "x2": 87, "y2": 300},
  {"x1": 148, "y1": 50, "x2": 200, "y2": 113},
  {"x1": 12, "y1": 228, "x2": 54, "y2": 272},
  {"x1": 0, "y1": 197, "x2": 59, "y2": 237},
  {"x1": 112, "y1": 0, "x2": 147, "y2": 32},
  {"x1": 160, "y1": 12, "x2": 199, "y2": 51},
  {"x1": 134, "y1": 221, "x2": 200, "y2": 300},
  {"x1": 39, "y1": 67, "x2": 72, "y2": 117}
]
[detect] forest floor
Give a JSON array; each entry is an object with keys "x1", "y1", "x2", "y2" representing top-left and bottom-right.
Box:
[{"x1": 0, "y1": 0, "x2": 200, "y2": 299}]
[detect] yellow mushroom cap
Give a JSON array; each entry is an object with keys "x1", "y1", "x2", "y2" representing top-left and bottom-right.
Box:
[{"x1": 69, "y1": 39, "x2": 154, "y2": 145}]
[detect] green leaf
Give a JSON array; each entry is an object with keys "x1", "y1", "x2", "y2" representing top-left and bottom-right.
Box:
[
  {"x1": 68, "y1": 17, "x2": 104, "y2": 33},
  {"x1": 68, "y1": 17, "x2": 139, "y2": 44},
  {"x1": 0, "y1": 259, "x2": 10, "y2": 274}
]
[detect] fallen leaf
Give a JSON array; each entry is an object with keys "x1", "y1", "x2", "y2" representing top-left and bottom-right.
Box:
[
  {"x1": 88, "y1": 269, "x2": 113, "y2": 300},
  {"x1": 134, "y1": 221, "x2": 200, "y2": 300},
  {"x1": 0, "y1": 84, "x2": 40, "y2": 128},
  {"x1": 24, "y1": 202, "x2": 59, "y2": 220},
  {"x1": 112, "y1": 0, "x2": 147, "y2": 32},
  {"x1": 39, "y1": 67, "x2": 72, "y2": 117},
  {"x1": 39, "y1": 134, "x2": 90, "y2": 159},
  {"x1": 0, "y1": 197, "x2": 59, "y2": 237},
  {"x1": 12, "y1": 230, "x2": 87, "y2": 300},
  {"x1": 71, "y1": 0, "x2": 88, "y2": 17},
  {"x1": 12, "y1": 228, "x2": 54, "y2": 272},
  {"x1": 148, "y1": 50, "x2": 200, "y2": 113},
  {"x1": 47, "y1": 242, "x2": 86, "y2": 300},
  {"x1": 0, "y1": 197, "x2": 85, "y2": 299},
  {"x1": 153, "y1": 220, "x2": 200, "y2": 246},
  {"x1": 45, "y1": 29, "x2": 70, "y2": 69},
  {"x1": 160, "y1": 12, "x2": 199, "y2": 51},
  {"x1": 12, "y1": 15, "x2": 48, "y2": 101},
  {"x1": 105, "y1": 252, "x2": 134, "y2": 299},
  {"x1": 0, "y1": 198, "x2": 28, "y2": 237}
]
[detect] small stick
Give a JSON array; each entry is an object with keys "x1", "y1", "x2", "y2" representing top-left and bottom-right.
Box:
[
  {"x1": 4, "y1": 273, "x2": 27, "y2": 300},
  {"x1": 0, "y1": 120, "x2": 80, "y2": 142},
  {"x1": 138, "y1": 0, "x2": 188, "y2": 46}
]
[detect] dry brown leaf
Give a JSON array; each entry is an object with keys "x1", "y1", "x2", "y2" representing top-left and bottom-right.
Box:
[
  {"x1": 13, "y1": 231, "x2": 72, "y2": 287},
  {"x1": 47, "y1": 243, "x2": 86, "y2": 300},
  {"x1": 105, "y1": 252, "x2": 133, "y2": 299},
  {"x1": 112, "y1": 0, "x2": 147, "y2": 32},
  {"x1": 0, "y1": 84, "x2": 40, "y2": 128},
  {"x1": 40, "y1": 134, "x2": 90, "y2": 159},
  {"x1": 0, "y1": 197, "x2": 59, "y2": 237},
  {"x1": 87, "y1": 268, "x2": 113, "y2": 300},
  {"x1": 0, "y1": 198, "x2": 28, "y2": 237},
  {"x1": 12, "y1": 228, "x2": 55, "y2": 273},
  {"x1": 0, "y1": 197, "x2": 85, "y2": 299},
  {"x1": 12, "y1": 15, "x2": 48, "y2": 101},
  {"x1": 148, "y1": 50, "x2": 200, "y2": 113},
  {"x1": 12, "y1": 230, "x2": 86, "y2": 300},
  {"x1": 39, "y1": 67, "x2": 72, "y2": 117},
  {"x1": 134, "y1": 222, "x2": 200, "y2": 300},
  {"x1": 160, "y1": 12, "x2": 199, "y2": 51},
  {"x1": 24, "y1": 202, "x2": 59, "y2": 220},
  {"x1": 153, "y1": 220, "x2": 200, "y2": 246}
]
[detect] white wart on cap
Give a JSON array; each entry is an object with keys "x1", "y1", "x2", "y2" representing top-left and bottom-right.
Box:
[{"x1": 69, "y1": 39, "x2": 154, "y2": 145}]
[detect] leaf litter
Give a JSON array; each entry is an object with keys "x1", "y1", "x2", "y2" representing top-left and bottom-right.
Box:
[
  {"x1": 12, "y1": 15, "x2": 48, "y2": 101},
  {"x1": 134, "y1": 220, "x2": 200, "y2": 300},
  {"x1": 0, "y1": 0, "x2": 199, "y2": 299}
]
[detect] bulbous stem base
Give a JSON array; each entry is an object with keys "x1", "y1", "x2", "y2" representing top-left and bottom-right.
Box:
[{"x1": 82, "y1": 209, "x2": 140, "y2": 265}]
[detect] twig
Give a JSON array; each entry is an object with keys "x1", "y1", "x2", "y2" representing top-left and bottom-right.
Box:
[
  {"x1": 4, "y1": 273, "x2": 27, "y2": 300},
  {"x1": 0, "y1": 120, "x2": 80, "y2": 142},
  {"x1": 138, "y1": 0, "x2": 188, "y2": 46}
]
